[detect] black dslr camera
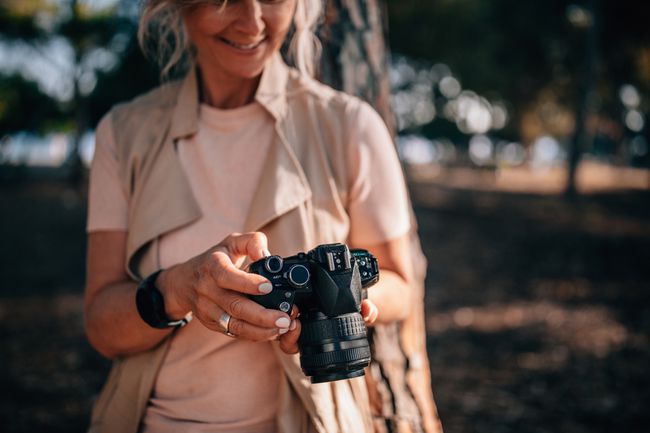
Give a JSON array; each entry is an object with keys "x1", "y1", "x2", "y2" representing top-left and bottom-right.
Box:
[{"x1": 249, "y1": 243, "x2": 379, "y2": 383}]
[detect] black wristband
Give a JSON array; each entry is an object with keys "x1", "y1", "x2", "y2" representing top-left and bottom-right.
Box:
[{"x1": 136, "y1": 270, "x2": 192, "y2": 329}]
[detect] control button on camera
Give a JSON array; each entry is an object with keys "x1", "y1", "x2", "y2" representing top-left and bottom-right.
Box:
[
  {"x1": 264, "y1": 256, "x2": 284, "y2": 273},
  {"x1": 343, "y1": 248, "x2": 352, "y2": 269},
  {"x1": 326, "y1": 252, "x2": 336, "y2": 271},
  {"x1": 288, "y1": 264, "x2": 310, "y2": 288},
  {"x1": 279, "y1": 301, "x2": 291, "y2": 312}
]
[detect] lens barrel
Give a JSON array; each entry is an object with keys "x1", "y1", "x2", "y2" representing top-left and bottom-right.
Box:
[{"x1": 298, "y1": 312, "x2": 371, "y2": 383}]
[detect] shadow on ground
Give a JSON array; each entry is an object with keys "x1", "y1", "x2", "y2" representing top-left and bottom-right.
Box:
[{"x1": 412, "y1": 182, "x2": 650, "y2": 433}]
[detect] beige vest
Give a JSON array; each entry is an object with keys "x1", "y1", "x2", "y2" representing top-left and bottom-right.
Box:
[{"x1": 88, "y1": 54, "x2": 442, "y2": 433}]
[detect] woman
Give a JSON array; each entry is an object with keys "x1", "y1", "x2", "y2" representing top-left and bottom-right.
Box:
[{"x1": 85, "y1": 1, "x2": 438, "y2": 432}]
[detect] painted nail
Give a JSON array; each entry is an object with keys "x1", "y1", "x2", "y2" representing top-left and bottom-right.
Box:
[
  {"x1": 259, "y1": 282, "x2": 273, "y2": 294},
  {"x1": 278, "y1": 328, "x2": 289, "y2": 335},
  {"x1": 289, "y1": 319, "x2": 297, "y2": 331},
  {"x1": 275, "y1": 317, "x2": 291, "y2": 328},
  {"x1": 262, "y1": 249, "x2": 271, "y2": 257}
]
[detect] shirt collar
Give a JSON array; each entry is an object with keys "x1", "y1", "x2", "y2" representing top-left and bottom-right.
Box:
[{"x1": 169, "y1": 53, "x2": 290, "y2": 140}]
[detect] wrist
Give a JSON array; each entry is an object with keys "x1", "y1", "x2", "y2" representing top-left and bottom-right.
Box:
[{"x1": 156, "y1": 265, "x2": 191, "y2": 321}]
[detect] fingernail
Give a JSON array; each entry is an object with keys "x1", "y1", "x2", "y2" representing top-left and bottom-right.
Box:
[
  {"x1": 275, "y1": 317, "x2": 290, "y2": 328},
  {"x1": 259, "y1": 282, "x2": 273, "y2": 294},
  {"x1": 263, "y1": 249, "x2": 271, "y2": 257},
  {"x1": 278, "y1": 328, "x2": 289, "y2": 335},
  {"x1": 289, "y1": 320, "x2": 297, "y2": 331}
]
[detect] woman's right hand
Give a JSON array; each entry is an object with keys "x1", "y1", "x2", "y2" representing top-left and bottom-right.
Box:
[{"x1": 158, "y1": 232, "x2": 292, "y2": 341}]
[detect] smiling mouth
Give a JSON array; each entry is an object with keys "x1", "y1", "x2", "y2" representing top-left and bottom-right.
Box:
[{"x1": 219, "y1": 37, "x2": 265, "y2": 50}]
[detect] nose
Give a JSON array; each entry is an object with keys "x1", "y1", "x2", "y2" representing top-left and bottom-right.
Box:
[{"x1": 234, "y1": 0, "x2": 265, "y2": 36}]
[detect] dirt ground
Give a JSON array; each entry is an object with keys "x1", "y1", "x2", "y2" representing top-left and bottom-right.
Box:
[{"x1": 1, "y1": 176, "x2": 649, "y2": 433}]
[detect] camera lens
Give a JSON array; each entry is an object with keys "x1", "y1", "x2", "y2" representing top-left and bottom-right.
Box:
[{"x1": 298, "y1": 311, "x2": 370, "y2": 383}]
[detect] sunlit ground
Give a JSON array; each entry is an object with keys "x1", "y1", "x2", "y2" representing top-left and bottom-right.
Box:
[
  {"x1": 0, "y1": 168, "x2": 649, "y2": 432},
  {"x1": 408, "y1": 160, "x2": 650, "y2": 194}
]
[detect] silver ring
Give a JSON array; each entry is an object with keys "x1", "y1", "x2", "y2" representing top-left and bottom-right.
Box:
[{"x1": 218, "y1": 312, "x2": 235, "y2": 337}]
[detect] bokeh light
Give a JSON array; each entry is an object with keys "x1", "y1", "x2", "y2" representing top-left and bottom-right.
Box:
[
  {"x1": 468, "y1": 134, "x2": 494, "y2": 166},
  {"x1": 531, "y1": 135, "x2": 564, "y2": 167},
  {"x1": 619, "y1": 84, "x2": 641, "y2": 109},
  {"x1": 398, "y1": 135, "x2": 436, "y2": 165},
  {"x1": 624, "y1": 110, "x2": 645, "y2": 132},
  {"x1": 439, "y1": 76, "x2": 461, "y2": 99},
  {"x1": 497, "y1": 141, "x2": 526, "y2": 166}
]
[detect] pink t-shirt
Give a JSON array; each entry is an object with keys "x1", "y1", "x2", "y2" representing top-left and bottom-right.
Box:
[{"x1": 87, "y1": 99, "x2": 411, "y2": 432}]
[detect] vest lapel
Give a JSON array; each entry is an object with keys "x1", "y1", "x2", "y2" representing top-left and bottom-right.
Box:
[
  {"x1": 245, "y1": 54, "x2": 312, "y2": 232},
  {"x1": 243, "y1": 124, "x2": 312, "y2": 233},
  {"x1": 125, "y1": 71, "x2": 202, "y2": 278}
]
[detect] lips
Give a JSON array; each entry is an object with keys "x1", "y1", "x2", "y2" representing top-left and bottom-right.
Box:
[{"x1": 219, "y1": 37, "x2": 265, "y2": 50}]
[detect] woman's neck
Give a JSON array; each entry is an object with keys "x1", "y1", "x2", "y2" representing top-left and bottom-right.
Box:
[{"x1": 198, "y1": 66, "x2": 262, "y2": 109}]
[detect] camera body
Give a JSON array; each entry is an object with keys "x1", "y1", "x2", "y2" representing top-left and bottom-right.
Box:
[{"x1": 249, "y1": 243, "x2": 379, "y2": 383}]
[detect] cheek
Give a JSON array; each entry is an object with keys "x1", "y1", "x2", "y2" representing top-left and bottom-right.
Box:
[
  {"x1": 266, "y1": 3, "x2": 296, "y2": 38},
  {"x1": 183, "y1": 7, "x2": 224, "y2": 40},
  {"x1": 267, "y1": 16, "x2": 293, "y2": 44}
]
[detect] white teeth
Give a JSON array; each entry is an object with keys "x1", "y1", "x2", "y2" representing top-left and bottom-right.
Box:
[{"x1": 222, "y1": 38, "x2": 262, "y2": 50}]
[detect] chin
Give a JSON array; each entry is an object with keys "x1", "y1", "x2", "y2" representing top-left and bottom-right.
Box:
[
  {"x1": 222, "y1": 58, "x2": 269, "y2": 80},
  {"x1": 234, "y1": 65, "x2": 266, "y2": 79}
]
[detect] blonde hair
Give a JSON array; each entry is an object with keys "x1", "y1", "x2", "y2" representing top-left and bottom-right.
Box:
[{"x1": 138, "y1": 0, "x2": 323, "y2": 80}]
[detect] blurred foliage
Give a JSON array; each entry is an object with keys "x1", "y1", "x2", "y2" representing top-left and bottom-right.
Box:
[
  {"x1": 0, "y1": 0, "x2": 153, "y2": 135},
  {"x1": 0, "y1": 0, "x2": 648, "y2": 168},
  {"x1": 0, "y1": 73, "x2": 68, "y2": 133},
  {"x1": 387, "y1": 0, "x2": 650, "y2": 140}
]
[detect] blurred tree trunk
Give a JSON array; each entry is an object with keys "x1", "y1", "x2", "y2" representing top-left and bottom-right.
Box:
[
  {"x1": 566, "y1": 0, "x2": 601, "y2": 198},
  {"x1": 318, "y1": 2, "x2": 443, "y2": 433},
  {"x1": 66, "y1": 0, "x2": 88, "y2": 190},
  {"x1": 68, "y1": 38, "x2": 87, "y2": 189},
  {"x1": 318, "y1": 0, "x2": 395, "y2": 136}
]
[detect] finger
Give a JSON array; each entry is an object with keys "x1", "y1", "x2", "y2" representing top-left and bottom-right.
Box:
[
  {"x1": 209, "y1": 250, "x2": 273, "y2": 295},
  {"x1": 361, "y1": 299, "x2": 378, "y2": 324},
  {"x1": 290, "y1": 305, "x2": 300, "y2": 320},
  {"x1": 279, "y1": 319, "x2": 301, "y2": 354},
  {"x1": 218, "y1": 290, "x2": 291, "y2": 329},
  {"x1": 221, "y1": 232, "x2": 269, "y2": 263},
  {"x1": 228, "y1": 317, "x2": 286, "y2": 342},
  {"x1": 194, "y1": 302, "x2": 284, "y2": 342}
]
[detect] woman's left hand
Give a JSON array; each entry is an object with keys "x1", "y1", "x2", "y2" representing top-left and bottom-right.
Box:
[{"x1": 277, "y1": 300, "x2": 379, "y2": 354}]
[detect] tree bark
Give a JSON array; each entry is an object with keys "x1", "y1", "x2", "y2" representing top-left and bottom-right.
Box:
[
  {"x1": 318, "y1": 2, "x2": 443, "y2": 432},
  {"x1": 318, "y1": 0, "x2": 395, "y2": 136}
]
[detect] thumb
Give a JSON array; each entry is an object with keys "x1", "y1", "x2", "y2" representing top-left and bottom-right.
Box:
[{"x1": 221, "y1": 232, "x2": 270, "y2": 264}]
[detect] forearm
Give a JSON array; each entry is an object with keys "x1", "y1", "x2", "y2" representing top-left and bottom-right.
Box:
[
  {"x1": 84, "y1": 280, "x2": 173, "y2": 359},
  {"x1": 367, "y1": 269, "x2": 412, "y2": 323}
]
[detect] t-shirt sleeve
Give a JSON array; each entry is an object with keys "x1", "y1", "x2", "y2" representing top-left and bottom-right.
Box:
[
  {"x1": 86, "y1": 112, "x2": 129, "y2": 232},
  {"x1": 346, "y1": 100, "x2": 411, "y2": 246}
]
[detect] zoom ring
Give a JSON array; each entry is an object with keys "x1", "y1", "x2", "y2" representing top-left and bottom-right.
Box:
[
  {"x1": 300, "y1": 346, "x2": 371, "y2": 368},
  {"x1": 300, "y1": 314, "x2": 367, "y2": 343}
]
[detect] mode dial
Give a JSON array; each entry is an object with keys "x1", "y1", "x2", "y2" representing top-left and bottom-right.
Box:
[{"x1": 264, "y1": 256, "x2": 284, "y2": 273}]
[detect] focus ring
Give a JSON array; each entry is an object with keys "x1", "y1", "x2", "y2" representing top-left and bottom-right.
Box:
[
  {"x1": 300, "y1": 313, "x2": 366, "y2": 343},
  {"x1": 300, "y1": 346, "x2": 371, "y2": 368}
]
